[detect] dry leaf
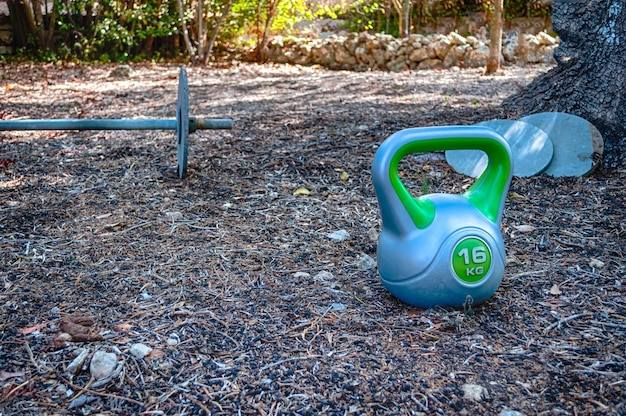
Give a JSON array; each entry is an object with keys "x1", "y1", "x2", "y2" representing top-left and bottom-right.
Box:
[
  {"x1": 340, "y1": 171, "x2": 349, "y2": 181},
  {"x1": 508, "y1": 191, "x2": 526, "y2": 201},
  {"x1": 514, "y1": 225, "x2": 536, "y2": 233},
  {"x1": 549, "y1": 284, "x2": 562, "y2": 296},
  {"x1": 19, "y1": 323, "x2": 47, "y2": 335},
  {"x1": 114, "y1": 322, "x2": 133, "y2": 332},
  {"x1": 103, "y1": 222, "x2": 124, "y2": 231},
  {"x1": 59, "y1": 315, "x2": 103, "y2": 343},
  {"x1": 293, "y1": 187, "x2": 310, "y2": 196},
  {"x1": 146, "y1": 349, "x2": 166, "y2": 358}
]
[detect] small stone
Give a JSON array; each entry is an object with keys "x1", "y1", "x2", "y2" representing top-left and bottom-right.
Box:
[
  {"x1": 165, "y1": 211, "x2": 183, "y2": 221},
  {"x1": 499, "y1": 410, "x2": 527, "y2": 416},
  {"x1": 89, "y1": 351, "x2": 118, "y2": 380},
  {"x1": 109, "y1": 65, "x2": 132, "y2": 78},
  {"x1": 314, "y1": 270, "x2": 335, "y2": 283},
  {"x1": 66, "y1": 348, "x2": 90, "y2": 378},
  {"x1": 130, "y1": 343, "x2": 153, "y2": 359},
  {"x1": 327, "y1": 229, "x2": 350, "y2": 241},
  {"x1": 589, "y1": 258, "x2": 605, "y2": 269},
  {"x1": 356, "y1": 253, "x2": 376, "y2": 271},
  {"x1": 68, "y1": 394, "x2": 91, "y2": 409},
  {"x1": 330, "y1": 302, "x2": 347, "y2": 311},
  {"x1": 166, "y1": 334, "x2": 180, "y2": 347},
  {"x1": 462, "y1": 383, "x2": 489, "y2": 401}
]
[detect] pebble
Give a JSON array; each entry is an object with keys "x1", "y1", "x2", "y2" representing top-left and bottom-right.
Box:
[
  {"x1": 89, "y1": 351, "x2": 118, "y2": 380},
  {"x1": 314, "y1": 271, "x2": 335, "y2": 283},
  {"x1": 356, "y1": 253, "x2": 376, "y2": 270},
  {"x1": 499, "y1": 410, "x2": 527, "y2": 416},
  {"x1": 66, "y1": 348, "x2": 90, "y2": 378},
  {"x1": 130, "y1": 343, "x2": 153, "y2": 359},
  {"x1": 461, "y1": 383, "x2": 489, "y2": 401},
  {"x1": 327, "y1": 229, "x2": 350, "y2": 241},
  {"x1": 109, "y1": 64, "x2": 132, "y2": 78}
]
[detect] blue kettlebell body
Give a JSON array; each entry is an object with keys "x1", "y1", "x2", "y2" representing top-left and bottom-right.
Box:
[{"x1": 372, "y1": 126, "x2": 513, "y2": 308}]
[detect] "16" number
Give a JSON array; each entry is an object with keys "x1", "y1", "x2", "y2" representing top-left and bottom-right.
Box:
[{"x1": 457, "y1": 246, "x2": 487, "y2": 265}]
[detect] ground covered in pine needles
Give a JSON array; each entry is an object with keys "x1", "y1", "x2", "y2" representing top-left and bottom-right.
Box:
[{"x1": 0, "y1": 62, "x2": 624, "y2": 415}]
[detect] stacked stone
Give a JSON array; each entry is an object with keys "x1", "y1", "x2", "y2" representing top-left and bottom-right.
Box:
[{"x1": 265, "y1": 31, "x2": 559, "y2": 72}]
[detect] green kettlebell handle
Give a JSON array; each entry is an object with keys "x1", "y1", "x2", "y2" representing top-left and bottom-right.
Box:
[{"x1": 381, "y1": 126, "x2": 512, "y2": 229}]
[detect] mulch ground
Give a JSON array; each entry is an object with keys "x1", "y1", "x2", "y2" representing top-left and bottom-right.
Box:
[{"x1": 0, "y1": 62, "x2": 624, "y2": 415}]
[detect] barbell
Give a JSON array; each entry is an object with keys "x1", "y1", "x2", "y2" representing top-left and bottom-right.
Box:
[{"x1": 0, "y1": 67, "x2": 232, "y2": 179}]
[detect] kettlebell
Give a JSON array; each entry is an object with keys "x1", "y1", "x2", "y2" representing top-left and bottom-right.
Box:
[{"x1": 371, "y1": 126, "x2": 513, "y2": 308}]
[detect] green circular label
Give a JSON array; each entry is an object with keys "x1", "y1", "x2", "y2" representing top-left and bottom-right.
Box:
[{"x1": 452, "y1": 237, "x2": 492, "y2": 284}]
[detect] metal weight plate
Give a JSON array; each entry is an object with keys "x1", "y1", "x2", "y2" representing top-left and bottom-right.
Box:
[{"x1": 177, "y1": 67, "x2": 190, "y2": 179}]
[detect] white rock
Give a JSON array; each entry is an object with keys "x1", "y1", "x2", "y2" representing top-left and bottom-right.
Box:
[
  {"x1": 327, "y1": 229, "x2": 350, "y2": 241},
  {"x1": 130, "y1": 343, "x2": 153, "y2": 359},
  {"x1": 314, "y1": 270, "x2": 335, "y2": 282},
  {"x1": 499, "y1": 410, "x2": 527, "y2": 416},
  {"x1": 462, "y1": 383, "x2": 489, "y2": 401},
  {"x1": 89, "y1": 351, "x2": 118, "y2": 380},
  {"x1": 356, "y1": 253, "x2": 376, "y2": 271}
]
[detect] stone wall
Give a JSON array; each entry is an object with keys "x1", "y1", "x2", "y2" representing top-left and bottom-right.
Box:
[{"x1": 265, "y1": 30, "x2": 559, "y2": 72}]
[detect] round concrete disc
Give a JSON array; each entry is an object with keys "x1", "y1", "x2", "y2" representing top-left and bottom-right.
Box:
[
  {"x1": 444, "y1": 146, "x2": 489, "y2": 178},
  {"x1": 519, "y1": 112, "x2": 604, "y2": 177},
  {"x1": 445, "y1": 119, "x2": 553, "y2": 178},
  {"x1": 177, "y1": 67, "x2": 189, "y2": 179}
]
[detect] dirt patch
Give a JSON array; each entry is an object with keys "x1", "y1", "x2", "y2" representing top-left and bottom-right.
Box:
[{"x1": 1, "y1": 62, "x2": 624, "y2": 415}]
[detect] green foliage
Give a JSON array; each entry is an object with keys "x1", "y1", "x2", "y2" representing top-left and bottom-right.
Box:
[
  {"x1": 342, "y1": 0, "x2": 387, "y2": 34},
  {"x1": 8, "y1": 0, "x2": 550, "y2": 62},
  {"x1": 341, "y1": 0, "x2": 550, "y2": 35},
  {"x1": 228, "y1": 0, "x2": 320, "y2": 44},
  {"x1": 53, "y1": 0, "x2": 181, "y2": 61}
]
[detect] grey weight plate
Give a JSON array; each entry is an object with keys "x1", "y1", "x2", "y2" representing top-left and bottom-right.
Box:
[
  {"x1": 519, "y1": 112, "x2": 604, "y2": 177},
  {"x1": 177, "y1": 67, "x2": 189, "y2": 179},
  {"x1": 445, "y1": 119, "x2": 553, "y2": 178}
]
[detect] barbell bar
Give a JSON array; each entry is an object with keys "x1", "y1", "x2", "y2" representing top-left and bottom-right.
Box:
[{"x1": 0, "y1": 67, "x2": 233, "y2": 179}]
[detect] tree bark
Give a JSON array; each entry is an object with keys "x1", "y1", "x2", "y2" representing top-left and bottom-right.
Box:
[
  {"x1": 177, "y1": 0, "x2": 196, "y2": 64},
  {"x1": 202, "y1": 0, "x2": 234, "y2": 65},
  {"x1": 484, "y1": 0, "x2": 503, "y2": 74},
  {"x1": 253, "y1": 0, "x2": 281, "y2": 63},
  {"x1": 502, "y1": 0, "x2": 626, "y2": 168},
  {"x1": 390, "y1": 0, "x2": 410, "y2": 38},
  {"x1": 7, "y1": 0, "x2": 38, "y2": 48}
]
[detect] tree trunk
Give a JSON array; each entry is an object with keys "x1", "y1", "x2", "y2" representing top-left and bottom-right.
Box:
[
  {"x1": 202, "y1": 0, "x2": 234, "y2": 65},
  {"x1": 7, "y1": 0, "x2": 38, "y2": 48},
  {"x1": 484, "y1": 0, "x2": 503, "y2": 74},
  {"x1": 401, "y1": 0, "x2": 410, "y2": 38},
  {"x1": 390, "y1": 0, "x2": 410, "y2": 38},
  {"x1": 253, "y1": 0, "x2": 281, "y2": 63},
  {"x1": 177, "y1": 0, "x2": 196, "y2": 63},
  {"x1": 502, "y1": 0, "x2": 626, "y2": 168},
  {"x1": 197, "y1": 0, "x2": 204, "y2": 61}
]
